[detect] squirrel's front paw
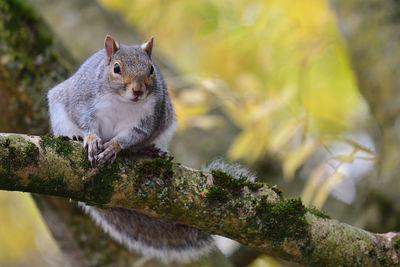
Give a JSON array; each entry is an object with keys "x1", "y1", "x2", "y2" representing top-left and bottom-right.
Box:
[
  {"x1": 84, "y1": 133, "x2": 103, "y2": 166},
  {"x1": 95, "y1": 140, "x2": 121, "y2": 166}
]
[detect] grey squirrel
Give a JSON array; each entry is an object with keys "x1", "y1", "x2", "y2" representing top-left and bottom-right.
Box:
[{"x1": 46, "y1": 35, "x2": 214, "y2": 262}]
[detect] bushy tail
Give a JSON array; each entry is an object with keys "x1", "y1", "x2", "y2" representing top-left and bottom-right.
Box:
[{"x1": 78, "y1": 203, "x2": 214, "y2": 263}]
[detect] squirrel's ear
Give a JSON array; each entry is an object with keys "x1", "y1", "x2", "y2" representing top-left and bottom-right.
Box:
[
  {"x1": 141, "y1": 37, "x2": 154, "y2": 58},
  {"x1": 105, "y1": 35, "x2": 119, "y2": 65}
]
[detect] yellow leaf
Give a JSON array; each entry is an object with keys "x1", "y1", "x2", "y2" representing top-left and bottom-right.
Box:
[
  {"x1": 301, "y1": 162, "x2": 326, "y2": 205},
  {"x1": 283, "y1": 140, "x2": 316, "y2": 180},
  {"x1": 312, "y1": 171, "x2": 345, "y2": 209},
  {"x1": 268, "y1": 119, "x2": 299, "y2": 152},
  {"x1": 332, "y1": 154, "x2": 356, "y2": 163}
]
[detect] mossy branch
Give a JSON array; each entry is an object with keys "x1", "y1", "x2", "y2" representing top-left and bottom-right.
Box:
[{"x1": 0, "y1": 133, "x2": 399, "y2": 266}]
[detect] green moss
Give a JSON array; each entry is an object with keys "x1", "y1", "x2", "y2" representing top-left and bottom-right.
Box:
[
  {"x1": 27, "y1": 174, "x2": 69, "y2": 197},
  {"x1": 211, "y1": 169, "x2": 263, "y2": 193},
  {"x1": 206, "y1": 169, "x2": 264, "y2": 201},
  {"x1": 40, "y1": 135, "x2": 73, "y2": 157},
  {"x1": 368, "y1": 248, "x2": 377, "y2": 257},
  {"x1": 131, "y1": 158, "x2": 175, "y2": 211},
  {"x1": 136, "y1": 157, "x2": 174, "y2": 184},
  {"x1": 254, "y1": 197, "x2": 309, "y2": 243},
  {"x1": 0, "y1": 137, "x2": 39, "y2": 191},
  {"x1": 0, "y1": 171, "x2": 21, "y2": 191},
  {"x1": 0, "y1": 137, "x2": 39, "y2": 171},
  {"x1": 206, "y1": 185, "x2": 229, "y2": 201},
  {"x1": 378, "y1": 257, "x2": 395, "y2": 265},
  {"x1": 394, "y1": 237, "x2": 400, "y2": 249},
  {"x1": 271, "y1": 186, "x2": 283, "y2": 197},
  {"x1": 83, "y1": 163, "x2": 121, "y2": 206},
  {"x1": 22, "y1": 141, "x2": 39, "y2": 165},
  {"x1": 1, "y1": 138, "x2": 11, "y2": 148},
  {"x1": 308, "y1": 207, "x2": 331, "y2": 219},
  {"x1": 78, "y1": 153, "x2": 91, "y2": 172}
]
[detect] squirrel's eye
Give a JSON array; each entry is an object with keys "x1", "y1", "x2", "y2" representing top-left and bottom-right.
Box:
[
  {"x1": 113, "y1": 63, "x2": 121, "y2": 74},
  {"x1": 150, "y1": 65, "x2": 154, "y2": 75}
]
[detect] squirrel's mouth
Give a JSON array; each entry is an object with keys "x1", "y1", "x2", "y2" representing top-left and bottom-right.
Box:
[{"x1": 130, "y1": 97, "x2": 139, "y2": 102}]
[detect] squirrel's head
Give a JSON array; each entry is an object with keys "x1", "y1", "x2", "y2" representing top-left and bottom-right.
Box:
[{"x1": 104, "y1": 35, "x2": 155, "y2": 103}]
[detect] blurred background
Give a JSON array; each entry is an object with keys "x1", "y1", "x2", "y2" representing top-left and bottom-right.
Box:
[{"x1": 1, "y1": 0, "x2": 399, "y2": 266}]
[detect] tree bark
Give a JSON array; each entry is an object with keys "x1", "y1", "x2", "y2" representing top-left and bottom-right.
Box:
[{"x1": 0, "y1": 133, "x2": 399, "y2": 266}]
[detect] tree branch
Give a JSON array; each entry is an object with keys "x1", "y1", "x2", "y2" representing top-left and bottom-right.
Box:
[{"x1": 0, "y1": 133, "x2": 399, "y2": 265}]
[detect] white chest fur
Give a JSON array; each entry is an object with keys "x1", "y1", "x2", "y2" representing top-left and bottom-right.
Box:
[{"x1": 94, "y1": 94, "x2": 156, "y2": 142}]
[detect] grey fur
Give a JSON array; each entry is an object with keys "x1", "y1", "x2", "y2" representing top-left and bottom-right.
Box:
[
  {"x1": 48, "y1": 46, "x2": 174, "y2": 148},
  {"x1": 47, "y1": 38, "x2": 213, "y2": 262}
]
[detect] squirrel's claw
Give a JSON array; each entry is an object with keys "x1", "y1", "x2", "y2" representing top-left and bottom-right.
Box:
[
  {"x1": 72, "y1": 135, "x2": 83, "y2": 142},
  {"x1": 95, "y1": 140, "x2": 120, "y2": 166},
  {"x1": 136, "y1": 145, "x2": 173, "y2": 160},
  {"x1": 84, "y1": 134, "x2": 103, "y2": 167}
]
